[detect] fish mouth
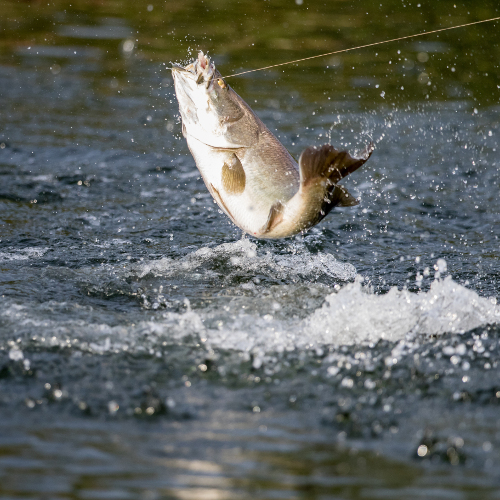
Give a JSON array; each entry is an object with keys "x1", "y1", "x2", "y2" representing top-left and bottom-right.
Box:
[
  {"x1": 172, "y1": 52, "x2": 216, "y2": 89},
  {"x1": 171, "y1": 52, "x2": 219, "y2": 135}
]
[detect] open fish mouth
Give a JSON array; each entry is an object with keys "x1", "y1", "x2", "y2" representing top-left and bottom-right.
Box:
[{"x1": 172, "y1": 52, "x2": 216, "y2": 88}]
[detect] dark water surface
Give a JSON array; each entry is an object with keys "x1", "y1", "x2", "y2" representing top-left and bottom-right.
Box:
[{"x1": 1, "y1": 1, "x2": 500, "y2": 498}]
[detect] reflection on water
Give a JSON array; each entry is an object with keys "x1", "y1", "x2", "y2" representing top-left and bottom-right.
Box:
[
  {"x1": 1, "y1": 0, "x2": 500, "y2": 498},
  {"x1": 2, "y1": 410, "x2": 499, "y2": 500},
  {"x1": 1, "y1": 0, "x2": 499, "y2": 107}
]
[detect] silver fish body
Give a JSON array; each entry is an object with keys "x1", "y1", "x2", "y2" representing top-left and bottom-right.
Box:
[{"x1": 172, "y1": 52, "x2": 373, "y2": 239}]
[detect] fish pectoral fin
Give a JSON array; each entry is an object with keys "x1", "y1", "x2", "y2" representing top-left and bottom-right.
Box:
[
  {"x1": 259, "y1": 201, "x2": 284, "y2": 234},
  {"x1": 298, "y1": 142, "x2": 374, "y2": 186},
  {"x1": 221, "y1": 154, "x2": 246, "y2": 195},
  {"x1": 329, "y1": 185, "x2": 359, "y2": 207}
]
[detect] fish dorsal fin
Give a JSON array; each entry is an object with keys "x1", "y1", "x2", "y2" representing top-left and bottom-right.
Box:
[
  {"x1": 221, "y1": 153, "x2": 246, "y2": 195},
  {"x1": 260, "y1": 201, "x2": 284, "y2": 234},
  {"x1": 298, "y1": 143, "x2": 374, "y2": 186}
]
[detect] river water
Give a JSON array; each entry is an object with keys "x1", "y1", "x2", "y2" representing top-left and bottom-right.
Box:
[{"x1": 1, "y1": 1, "x2": 500, "y2": 498}]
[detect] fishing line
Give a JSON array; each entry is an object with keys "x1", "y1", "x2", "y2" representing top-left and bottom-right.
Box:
[{"x1": 222, "y1": 16, "x2": 500, "y2": 79}]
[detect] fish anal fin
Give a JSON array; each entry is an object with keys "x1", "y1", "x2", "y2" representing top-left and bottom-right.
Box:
[
  {"x1": 260, "y1": 201, "x2": 284, "y2": 234},
  {"x1": 299, "y1": 142, "x2": 374, "y2": 187},
  {"x1": 314, "y1": 186, "x2": 359, "y2": 224},
  {"x1": 221, "y1": 153, "x2": 246, "y2": 195},
  {"x1": 329, "y1": 185, "x2": 359, "y2": 208}
]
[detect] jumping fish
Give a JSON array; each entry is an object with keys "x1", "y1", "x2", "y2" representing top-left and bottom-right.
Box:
[{"x1": 172, "y1": 52, "x2": 373, "y2": 239}]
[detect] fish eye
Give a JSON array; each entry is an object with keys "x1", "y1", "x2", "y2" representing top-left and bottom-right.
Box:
[{"x1": 217, "y1": 78, "x2": 227, "y2": 89}]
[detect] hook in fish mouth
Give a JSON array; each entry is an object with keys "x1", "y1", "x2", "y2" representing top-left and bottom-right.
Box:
[{"x1": 171, "y1": 52, "x2": 217, "y2": 88}]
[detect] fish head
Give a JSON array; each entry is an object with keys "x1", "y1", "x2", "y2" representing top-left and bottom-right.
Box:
[{"x1": 172, "y1": 52, "x2": 259, "y2": 148}]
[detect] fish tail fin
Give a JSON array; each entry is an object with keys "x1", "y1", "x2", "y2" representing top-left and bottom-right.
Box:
[
  {"x1": 298, "y1": 142, "x2": 374, "y2": 186},
  {"x1": 297, "y1": 142, "x2": 373, "y2": 222}
]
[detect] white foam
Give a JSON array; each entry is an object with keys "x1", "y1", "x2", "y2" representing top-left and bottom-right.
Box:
[
  {"x1": 136, "y1": 239, "x2": 356, "y2": 281},
  {"x1": 1, "y1": 242, "x2": 499, "y2": 357},
  {"x1": 0, "y1": 247, "x2": 49, "y2": 262},
  {"x1": 303, "y1": 276, "x2": 500, "y2": 346},
  {"x1": 194, "y1": 277, "x2": 500, "y2": 353}
]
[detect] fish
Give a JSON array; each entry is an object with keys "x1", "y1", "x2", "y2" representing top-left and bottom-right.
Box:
[{"x1": 171, "y1": 52, "x2": 373, "y2": 239}]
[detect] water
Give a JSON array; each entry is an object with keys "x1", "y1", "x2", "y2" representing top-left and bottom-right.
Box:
[{"x1": 1, "y1": 0, "x2": 500, "y2": 498}]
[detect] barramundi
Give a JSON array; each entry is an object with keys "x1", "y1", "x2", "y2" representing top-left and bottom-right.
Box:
[{"x1": 172, "y1": 52, "x2": 373, "y2": 239}]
